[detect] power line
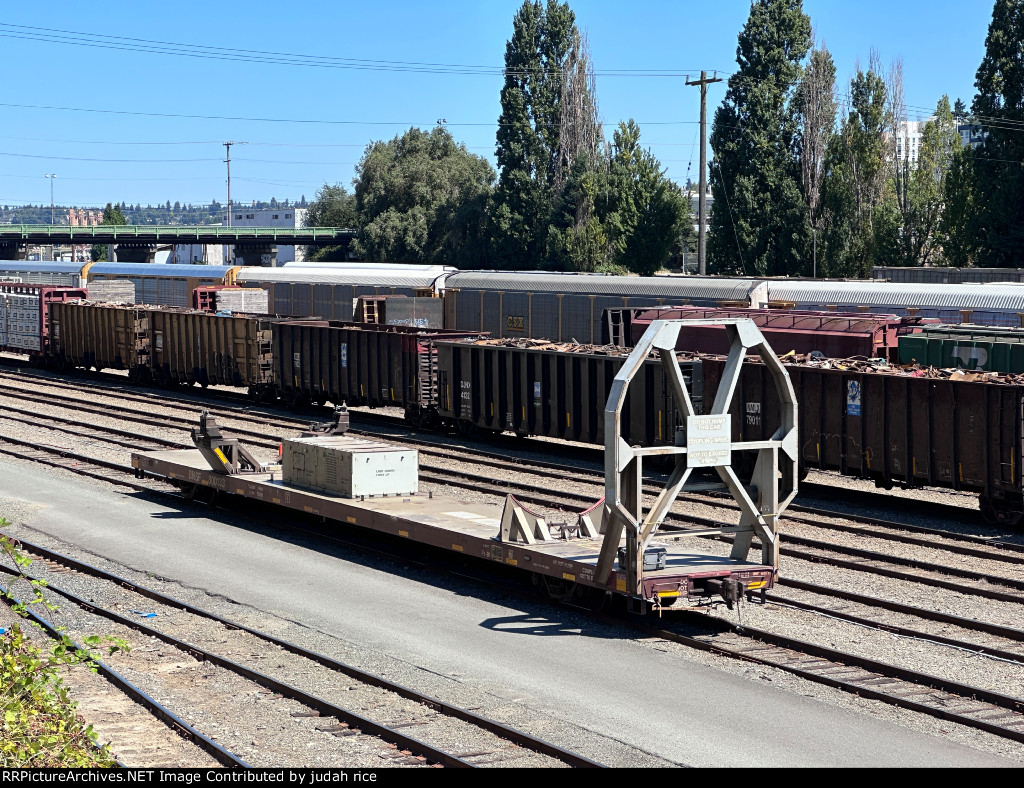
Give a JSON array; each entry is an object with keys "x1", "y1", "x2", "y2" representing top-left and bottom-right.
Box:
[{"x1": 0, "y1": 23, "x2": 715, "y2": 78}]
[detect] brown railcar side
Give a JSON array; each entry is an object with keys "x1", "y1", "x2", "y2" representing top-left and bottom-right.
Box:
[{"x1": 702, "y1": 357, "x2": 1024, "y2": 524}]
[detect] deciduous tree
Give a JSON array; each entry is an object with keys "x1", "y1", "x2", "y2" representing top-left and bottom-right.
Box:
[
  {"x1": 351, "y1": 126, "x2": 495, "y2": 266},
  {"x1": 708, "y1": 0, "x2": 813, "y2": 277},
  {"x1": 303, "y1": 184, "x2": 358, "y2": 261}
]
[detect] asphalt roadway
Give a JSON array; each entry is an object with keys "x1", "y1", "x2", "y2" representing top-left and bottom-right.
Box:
[{"x1": 0, "y1": 459, "x2": 1018, "y2": 768}]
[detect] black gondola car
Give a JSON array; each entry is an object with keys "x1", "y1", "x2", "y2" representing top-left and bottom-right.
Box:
[
  {"x1": 272, "y1": 321, "x2": 487, "y2": 421},
  {"x1": 435, "y1": 338, "x2": 702, "y2": 446},
  {"x1": 702, "y1": 356, "x2": 1024, "y2": 524}
]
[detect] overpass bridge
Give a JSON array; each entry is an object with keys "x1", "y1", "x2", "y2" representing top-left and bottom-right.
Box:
[{"x1": 0, "y1": 225, "x2": 356, "y2": 264}]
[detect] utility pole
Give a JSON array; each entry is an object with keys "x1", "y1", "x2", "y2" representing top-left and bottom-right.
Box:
[
  {"x1": 686, "y1": 71, "x2": 722, "y2": 276},
  {"x1": 45, "y1": 173, "x2": 56, "y2": 224},
  {"x1": 224, "y1": 142, "x2": 247, "y2": 262}
]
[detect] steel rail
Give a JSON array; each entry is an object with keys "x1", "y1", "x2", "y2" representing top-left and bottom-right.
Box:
[
  {"x1": 3, "y1": 421, "x2": 1023, "y2": 611},
  {"x1": 0, "y1": 362, "x2": 1013, "y2": 544},
  {"x1": 764, "y1": 593, "x2": 1024, "y2": 663},
  {"x1": 2, "y1": 364, "x2": 1020, "y2": 555},
  {"x1": 0, "y1": 540, "x2": 604, "y2": 769},
  {"x1": 641, "y1": 612, "x2": 1024, "y2": 744},
  {"x1": 5, "y1": 416, "x2": 1023, "y2": 751},
  {"x1": 775, "y1": 578, "x2": 1024, "y2": 642},
  {"x1": 0, "y1": 580, "x2": 249, "y2": 768}
]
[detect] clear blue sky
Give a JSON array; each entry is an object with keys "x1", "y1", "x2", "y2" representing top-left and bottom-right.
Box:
[{"x1": 0, "y1": 1, "x2": 994, "y2": 213}]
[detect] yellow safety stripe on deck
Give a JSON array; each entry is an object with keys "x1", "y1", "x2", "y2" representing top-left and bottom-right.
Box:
[
  {"x1": 399, "y1": 530, "x2": 409, "y2": 538},
  {"x1": 562, "y1": 573, "x2": 575, "y2": 582},
  {"x1": 347, "y1": 516, "x2": 357, "y2": 523},
  {"x1": 214, "y1": 447, "x2": 229, "y2": 467},
  {"x1": 452, "y1": 544, "x2": 464, "y2": 552}
]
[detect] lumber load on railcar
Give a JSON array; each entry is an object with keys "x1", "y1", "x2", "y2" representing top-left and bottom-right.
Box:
[
  {"x1": 0, "y1": 283, "x2": 87, "y2": 358},
  {"x1": 702, "y1": 354, "x2": 1024, "y2": 525}
]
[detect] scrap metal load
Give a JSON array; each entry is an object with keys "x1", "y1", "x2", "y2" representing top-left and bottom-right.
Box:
[
  {"x1": 132, "y1": 317, "x2": 795, "y2": 612},
  {"x1": 606, "y1": 304, "x2": 932, "y2": 360},
  {"x1": 434, "y1": 337, "x2": 702, "y2": 446}
]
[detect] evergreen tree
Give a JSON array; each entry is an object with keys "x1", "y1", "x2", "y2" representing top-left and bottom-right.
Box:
[
  {"x1": 91, "y1": 202, "x2": 128, "y2": 262},
  {"x1": 601, "y1": 120, "x2": 690, "y2": 276},
  {"x1": 971, "y1": 0, "x2": 1024, "y2": 266},
  {"x1": 707, "y1": 0, "x2": 812, "y2": 276},
  {"x1": 489, "y1": 1, "x2": 584, "y2": 270}
]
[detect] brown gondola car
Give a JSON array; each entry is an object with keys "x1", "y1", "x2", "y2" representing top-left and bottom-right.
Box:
[
  {"x1": 147, "y1": 308, "x2": 277, "y2": 391},
  {"x1": 272, "y1": 320, "x2": 487, "y2": 421},
  {"x1": 49, "y1": 301, "x2": 278, "y2": 392},
  {"x1": 48, "y1": 301, "x2": 149, "y2": 375},
  {"x1": 435, "y1": 338, "x2": 702, "y2": 447},
  {"x1": 701, "y1": 355, "x2": 1024, "y2": 525}
]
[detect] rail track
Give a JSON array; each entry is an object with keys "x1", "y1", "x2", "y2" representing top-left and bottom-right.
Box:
[
  {"x1": 0, "y1": 360, "x2": 1000, "y2": 530},
  {"x1": 3, "y1": 365, "x2": 1024, "y2": 756},
  {"x1": 0, "y1": 538, "x2": 602, "y2": 769}
]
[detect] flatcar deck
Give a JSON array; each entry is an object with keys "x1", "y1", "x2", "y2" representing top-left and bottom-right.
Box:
[{"x1": 132, "y1": 449, "x2": 776, "y2": 604}]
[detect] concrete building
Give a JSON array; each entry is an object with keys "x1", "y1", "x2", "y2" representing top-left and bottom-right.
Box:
[
  {"x1": 172, "y1": 205, "x2": 308, "y2": 266},
  {"x1": 896, "y1": 117, "x2": 988, "y2": 166}
]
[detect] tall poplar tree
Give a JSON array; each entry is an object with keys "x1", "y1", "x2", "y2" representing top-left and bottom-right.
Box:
[
  {"x1": 819, "y1": 62, "x2": 893, "y2": 277},
  {"x1": 796, "y1": 45, "x2": 838, "y2": 269},
  {"x1": 971, "y1": 0, "x2": 1024, "y2": 266},
  {"x1": 489, "y1": 0, "x2": 585, "y2": 270},
  {"x1": 707, "y1": 0, "x2": 812, "y2": 276}
]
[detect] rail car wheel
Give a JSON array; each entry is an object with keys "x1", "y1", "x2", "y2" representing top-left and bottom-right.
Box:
[{"x1": 979, "y1": 495, "x2": 1024, "y2": 527}]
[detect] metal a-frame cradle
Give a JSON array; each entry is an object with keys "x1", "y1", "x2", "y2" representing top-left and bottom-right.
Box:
[{"x1": 595, "y1": 318, "x2": 799, "y2": 602}]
